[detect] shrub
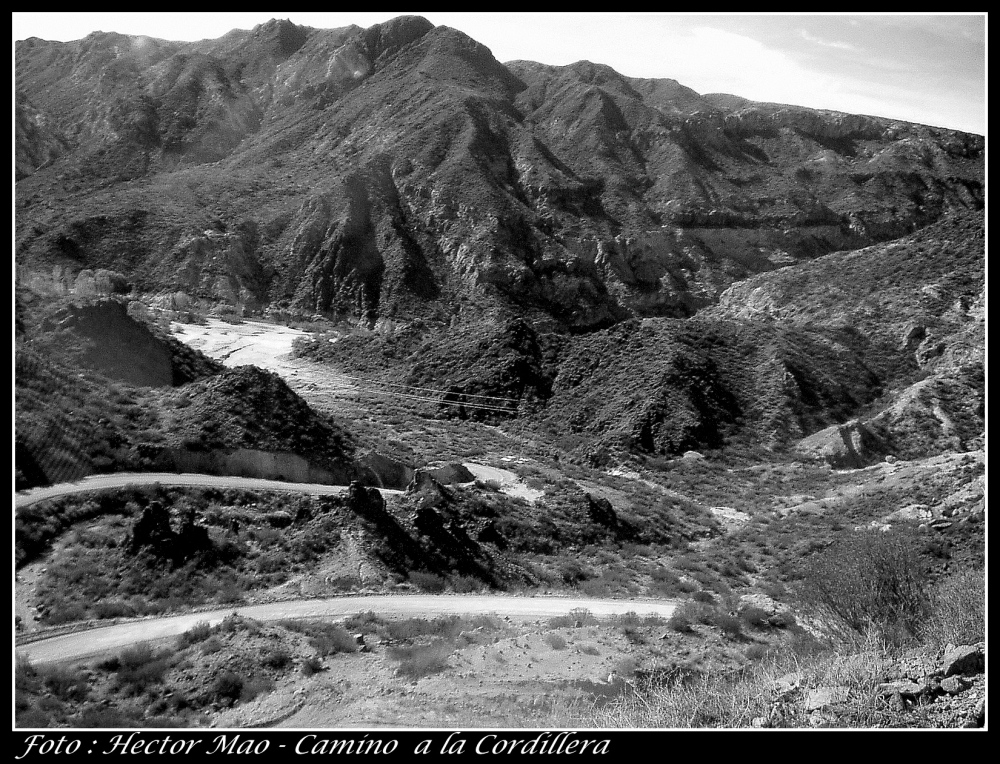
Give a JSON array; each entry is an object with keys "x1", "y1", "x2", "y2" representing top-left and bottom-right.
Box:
[
  {"x1": 408, "y1": 571, "x2": 447, "y2": 592},
  {"x1": 261, "y1": 648, "x2": 293, "y2": 669},
  {"x1": 467, "y1": 614, "x2": 504, "y2": 632},
  {"x1": 622, "y1": 627, "x2": 646, "y2": 645},
  {"x1": 558, "y1": 561, "x2": 592, "y2": 585},
  {"x1": 301, "y1": 656, "x2": 324, "y2": 677},
  {"x1": 341, "y1": 611, "x2": 384, "y2": 634},
  {"x1": 667, "y1": 606, "x2": 695, "y2": 634},
  {"x1": 548, "y1": 608, "x2": 597, "y2": 629},
  {"x1": 15, "y1": 654, "x2": 39, "y2": 693},
  {"x1": 767, "y1": 611, "x2": 797, "y2": 629},
  {"x1": 16, "y1": 707, "x2": 52, "y2": 728},
  {"x1": 94, "y1": 599, "x2": 137, "y2": 620},
  {"x1": 239, "y1": 676, "x2": 275, "y2": 703},
  {"x1": 281, "y1": 620, "x2": 359, "y2": 656},
  {"x1": 211, "y1": 671, "x2": 244, "y2": 704},
  {"x1": 78, "y1": 705, "x2": 134, "y2": 728},
  {"x1": 309, "y1": 624, "x2": 358, "y2": 657},
  {"x1": 388, "y1": 639, "x2": 452, "y2": 679},
  {"x1": 39, "y1": 665, "x2": 89, "y2": 702},
  {"x1": 545, "y1": 633, "x2": 568, "y2": 650},
  {"x1": 744, "y1": 644, "x2": 770, "y2": 662},
  {"x1": 114, "y1": 643, "x2": 174, "y2": 695},
  {"x1": 609, "y1": 612, "x2": 644, "y2": 629},
  {"x1": 449, "y1": 574, "x2": 483, "y2": 593},
  {"x1": 739, "y1": 607, "x2": 771, "y2": 629},
  {"x1": 923, "y1": 567, "x2": 985, "y2": 646},
  {"x1": 711, "y1": 612, "x2": 743, "y2": 639},
  {"x1": 569, "y1": 608, "x2": 597, "y2": 626},
  {"x1": 177, "y1": 621, "x2": 213, "y2": 648},
  {"x1": 795, "y1": 527, "x2": 930, "y2": 643}
]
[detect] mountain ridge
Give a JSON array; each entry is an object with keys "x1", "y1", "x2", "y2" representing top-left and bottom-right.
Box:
[{"x1": 15, "y1": 16, "x2": 984, "y2": 331}]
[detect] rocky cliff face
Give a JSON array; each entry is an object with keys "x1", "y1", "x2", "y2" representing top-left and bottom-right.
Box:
[{"x1": 15, "y1": 16, "x2": 984, "y2": 330}]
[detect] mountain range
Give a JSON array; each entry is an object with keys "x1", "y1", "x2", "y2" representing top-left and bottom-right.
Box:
[
  {"x1": 15, "y1": 16, "x2": 983, "y2": 331},
  {"x1": 15, "y1": 15, "x2": 984, "y2": 467}
]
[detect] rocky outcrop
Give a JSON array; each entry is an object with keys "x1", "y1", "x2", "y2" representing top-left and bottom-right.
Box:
[
  {"x1": 794, "y1": 419, "x2": 888, "y2": 468},
  {"x1": 15, "y1": 92, "x2": 69, "y2": 180},
  {"x1": 586, "y1": 494, "x2": 618, "y2": 528},
  {"x1": 357, "y1": 451, "x2": 414, "y2": 489},
  {"x1": 757, "y1": 642, "x2": 986, "y2": 728},
  {"x1": 406, "y1": 471, "x2": 453, "y2": 509},
  {"x1": 346, "y1": 480, "x2": 387, "y2": 516}
]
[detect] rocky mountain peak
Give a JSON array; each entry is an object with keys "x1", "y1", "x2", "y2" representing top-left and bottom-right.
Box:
[
  {"x1": 248, "y1": 17, "x2": 309, "y2": 57},
  {"x1": 359, "y1": 15, "x2": 434, "y2": 61}
]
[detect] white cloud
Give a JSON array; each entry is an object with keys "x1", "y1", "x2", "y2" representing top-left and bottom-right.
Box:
[
  {"x1": 799, "y1": 30, "x2": 856, "y2": 51},
  {"x1": 659, "y1": 27, "x2": 844, "y2": 107}
]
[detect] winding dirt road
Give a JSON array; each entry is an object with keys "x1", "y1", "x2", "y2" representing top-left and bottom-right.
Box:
[
  {"x1": 14, "y1": 472, "x2": 404, "y2": 509},
  {"x1": 18, "y1": 595, "x2": 678, "y2": 665},
  {"x1": 16, "y1": 320, "x2": 682, "y2": 669}
]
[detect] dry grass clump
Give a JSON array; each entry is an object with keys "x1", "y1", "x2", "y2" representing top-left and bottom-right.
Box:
[
  {"x1": 388, "y1": 638, "x2": 453, "y2": 680},
  {"x1": 922, "y1": 567, "x2": 985, "y2": 646},
  {"x1": 555, "y1": 633, "x2": 900, "y2": 728}
]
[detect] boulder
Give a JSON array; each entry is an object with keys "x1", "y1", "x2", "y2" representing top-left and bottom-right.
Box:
[
  {"x1": 423, "y1": 463, "x2": 475, "y2": 484},
  {"x1": 357, "y1": 451, "x2": 414, "y2": 489},
  {"x1": 347, "y1": 481, "x2": 386, "y2": 516},
  {"x1": 878, "y1": 680, "x2": 929, "y2": 700},
  {"x1": 941, "y1": 645, "x2": 984, "y2": 677},
  {"x1": 939, "y1": 676, "x2": 970, "y2": 695},
  {"x1": 804, "y1": 686, "x2": 850, "y2": 712},
  {"x1": 586, "y1": 494, "x2": 617, "y2": 527},
  {"x1": 406, "y1": 470, "x2": 453, "y2": 508}
]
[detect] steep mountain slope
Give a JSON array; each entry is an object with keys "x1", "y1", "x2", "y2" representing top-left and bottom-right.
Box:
[
  {"x1": 14, "y1": 290, "x2": 361, "y2": 490},
  {"x1": 541, "y1": 209, "x2": 983, "y2": 462},
  {"x1": 710, "y1": 210, "x2": 985, "y2": 463},
  {"x1": 302, "y1": 208, "x2": 983, "y2": 464},
  {"x1": 15, "y1": 17, "x2": 983, "y2": 331}
]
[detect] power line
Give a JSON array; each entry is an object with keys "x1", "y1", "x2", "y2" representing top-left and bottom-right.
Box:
[
  {"x1": 334, "y1": 372, "x2": 519, "y2": 403},
  {"x1": 349, "y1": 385, "x2": 519, "y2": 413}
]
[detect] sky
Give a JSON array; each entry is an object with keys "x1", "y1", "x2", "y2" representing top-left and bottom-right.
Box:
[{"x1": 12, "y1": 12, "x2": 987, "y2": 135}]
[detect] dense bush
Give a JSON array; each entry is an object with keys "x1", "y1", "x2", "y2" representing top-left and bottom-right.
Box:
[
  {"x1": 211, "y1": 671, "x2": 244, "y2": 704},
  {"x1": 739, "y1": 607, "x2": 771, "y2": 629},
  {"x1": 176, "y1": 621, "x2": 213, "y2": 648},
  {"x1": 544, "y1": 633, "x2": 568, "y2": 650},
  {"x1": 667, "y1": 603, "x2": 697, "y2": 634},
  {"x1": 408, "y1": 571, "x2": 447, "y2": 592},
  {"x1": 388, "y1": 638, "x2": 452, "y2": 679},
  {"x1": 112, "y1": 643, "x2": 175, "y2": 695},
  {"x1": 278, "y1": 620, "x2": 358, "y2": 656},
  {"x1": 710, "y1": 611, "x2": 742, "y2": 639},
  {"x1": 261, "y1": 648, "x2": 293, "y2": 669},
  {"x1": 795, "y1": 527, "x2": 930, "y2": 642}
]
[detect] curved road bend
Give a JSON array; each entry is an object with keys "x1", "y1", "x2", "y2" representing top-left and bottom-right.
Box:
[
  {"x1": 15, "y1": 473, "x2": 404, "y2": 509},
  {"x1": 18, "y1": 596, "x2": 679, "y2": 665}
]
